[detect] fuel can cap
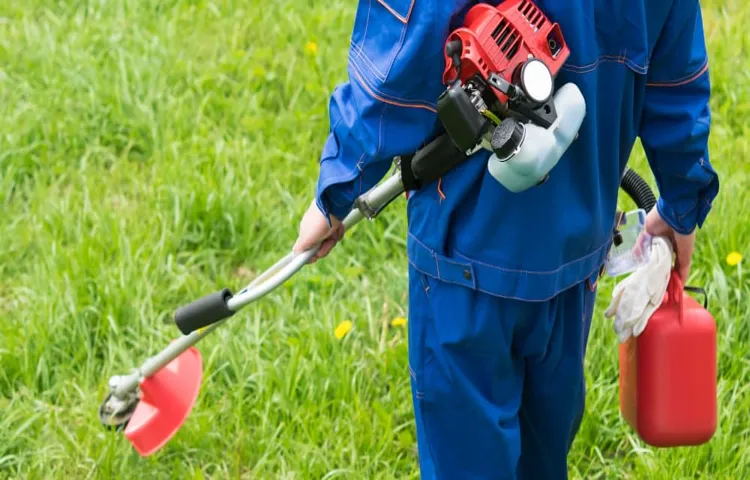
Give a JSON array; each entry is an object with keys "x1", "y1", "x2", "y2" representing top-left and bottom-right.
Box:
[{"x1": 519, "y1": 58, "x2": 553, "y2": 104}]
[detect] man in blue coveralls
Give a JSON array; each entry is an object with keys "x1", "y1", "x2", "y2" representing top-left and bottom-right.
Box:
[{"x1": 294, "y1": 0, "x2": 720, "y2": 478}]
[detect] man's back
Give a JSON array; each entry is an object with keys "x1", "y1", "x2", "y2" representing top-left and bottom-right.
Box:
[{"x1": 313, "y1": 0, "x2": 717, "y2": 301}]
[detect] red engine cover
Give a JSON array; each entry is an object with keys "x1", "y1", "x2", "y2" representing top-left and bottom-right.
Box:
[
  {"x1": 443, "y1": 0, "x2": 570, "y2": 104},
  {"x1": 619, "y1": 271, "x2": 717, "y2": 448}
]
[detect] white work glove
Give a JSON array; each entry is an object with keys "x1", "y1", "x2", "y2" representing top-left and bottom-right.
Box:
[{"x1": 604, "y1": 236, "x2": 674, "y2": 343}]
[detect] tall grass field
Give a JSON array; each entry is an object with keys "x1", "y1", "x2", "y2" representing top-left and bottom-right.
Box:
[{"x1": 1, "y1": 0, "x2": 748, "y2": 478}]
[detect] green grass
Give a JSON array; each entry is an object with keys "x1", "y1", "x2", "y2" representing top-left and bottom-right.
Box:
[{"x1": 0, "y1": 0, "x2": 747, "y2": 478}]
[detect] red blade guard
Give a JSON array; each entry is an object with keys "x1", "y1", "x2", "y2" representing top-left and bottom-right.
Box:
[{"x1": 124, "y1": 346, "x2": 203, "y2": 456}]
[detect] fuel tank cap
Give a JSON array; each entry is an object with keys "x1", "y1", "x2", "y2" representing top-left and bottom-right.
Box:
[{"x1": 491, "y1": 118, "x2": 525, "y2": 160}]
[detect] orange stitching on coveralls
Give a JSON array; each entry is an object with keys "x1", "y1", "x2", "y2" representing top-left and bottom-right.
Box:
[
  {"x1": 646, "y1": 60, "x2": 708, "y2": 87},
  {"x1": 350, "y1": 57, "x2": 437, "y2": 108},
  {"x1": 350, "y1": 63, "x2": 438, "y2": 112},
  {"x1": 348, "y1": 48, "x2": 438, "y2": 108}
]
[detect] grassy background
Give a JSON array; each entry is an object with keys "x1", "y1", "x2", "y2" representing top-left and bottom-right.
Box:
[{"x1": 0, "y1": 0, "x2": 747, "y2": 478}]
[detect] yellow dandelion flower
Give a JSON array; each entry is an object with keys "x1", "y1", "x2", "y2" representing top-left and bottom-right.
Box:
[
  {"x1": 334, "y1": 320, "x2": 352, "y2": 340},
  {"x1": 726, "y1": 251, "x2": 743, "y2": 266},
  {"x1": 391, "y1": 317, "x2": 407, "y2": 328},
  {"x1": 304, "y1": 41, "x2": 318, "y2": 55},
  {"x1": 251, "y1": 66, "x2": 267, "y2": 79}
]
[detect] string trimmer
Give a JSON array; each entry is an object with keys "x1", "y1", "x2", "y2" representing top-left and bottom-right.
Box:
[{"x1": 98, "y1": 160, "x2": 655, "y2": 457}]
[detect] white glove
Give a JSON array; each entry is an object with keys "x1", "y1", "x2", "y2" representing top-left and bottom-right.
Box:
[{"x1": 604, "y1": 236, "x2": 674, "y2": 343}]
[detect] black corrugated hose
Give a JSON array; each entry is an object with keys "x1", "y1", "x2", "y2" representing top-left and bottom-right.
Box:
[{"x1": 621, "y1": 168, "x2": 656, "y2": 212}]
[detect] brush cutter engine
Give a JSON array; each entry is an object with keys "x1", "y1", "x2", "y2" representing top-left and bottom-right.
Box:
[{"x1": 436, "y1": 0, "x2": 586, "y2": 192}]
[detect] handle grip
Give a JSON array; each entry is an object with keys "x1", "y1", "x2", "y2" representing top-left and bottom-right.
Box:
[
  {"x1": 667, "y1": 270, "x2": 684, "y2": 303},
  {"x1": 174, "y1": 288, "x2": 236, "y2": 335},
  {"x1": 666, "y1": 270, "x2": 685, "y2": 325},
  {"x1": 666, "y1": 270, "x2": 710, "y2": 325}
]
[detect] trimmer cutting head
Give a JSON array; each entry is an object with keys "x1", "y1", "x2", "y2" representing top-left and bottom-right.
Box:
[
  {"x1": 124, "y1": 346, "x2": 203, "y2": 456},
  {"x1": 99, "y1": 387, "x2": 140, "y2": 431},
  {"x1": 98, "y1": 346, "x2": 203, "y2": 456}
]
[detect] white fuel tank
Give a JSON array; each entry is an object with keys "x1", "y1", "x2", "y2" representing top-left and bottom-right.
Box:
[{"x1": 486, "y1": 82, "x2": 586, "y2": 193}]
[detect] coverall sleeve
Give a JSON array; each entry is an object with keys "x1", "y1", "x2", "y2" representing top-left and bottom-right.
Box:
[
  {"x1": 638, "y1": 0, "x2": 719, "y2": 235},
  {"x1": 314, "y1": 1, "x2": 445, "y2": 222}
]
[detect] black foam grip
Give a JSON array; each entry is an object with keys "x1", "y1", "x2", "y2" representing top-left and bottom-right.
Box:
[
  {"x1": 174, "y1": 288, "x2": 235, "y2": 335},
  {"x1": 620, "y1": 168, "x2": 656, "y2": 212},
  {"x1": 411, "y1": 133, "x2": 467, "y2": 186}
]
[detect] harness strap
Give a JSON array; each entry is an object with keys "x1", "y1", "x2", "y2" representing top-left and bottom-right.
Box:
[{"x1": 399, "y1": 153, "x2": 421, "y2": 192}]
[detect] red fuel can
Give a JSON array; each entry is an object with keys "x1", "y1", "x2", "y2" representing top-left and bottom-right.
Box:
[{"x1": 619, "y1": 270, "x2": 717, "y2": 447}]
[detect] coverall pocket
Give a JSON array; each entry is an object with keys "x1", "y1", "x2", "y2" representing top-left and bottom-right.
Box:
[
  {"x1": 411, "y1": 270, "x2": 522, "y2": 408},
  {"x1": 349, "y1": 0, "x2": 416, "y2": 83}
]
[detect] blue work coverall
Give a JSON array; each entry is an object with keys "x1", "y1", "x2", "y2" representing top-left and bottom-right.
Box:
[{"x1": 314, "y1": 0, "x2": 720, "y2": 478}]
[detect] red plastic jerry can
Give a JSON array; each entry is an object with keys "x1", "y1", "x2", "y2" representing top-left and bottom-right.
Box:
[{"x1": 618, "y1": 269, "x2": 717, "y2": 447}]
